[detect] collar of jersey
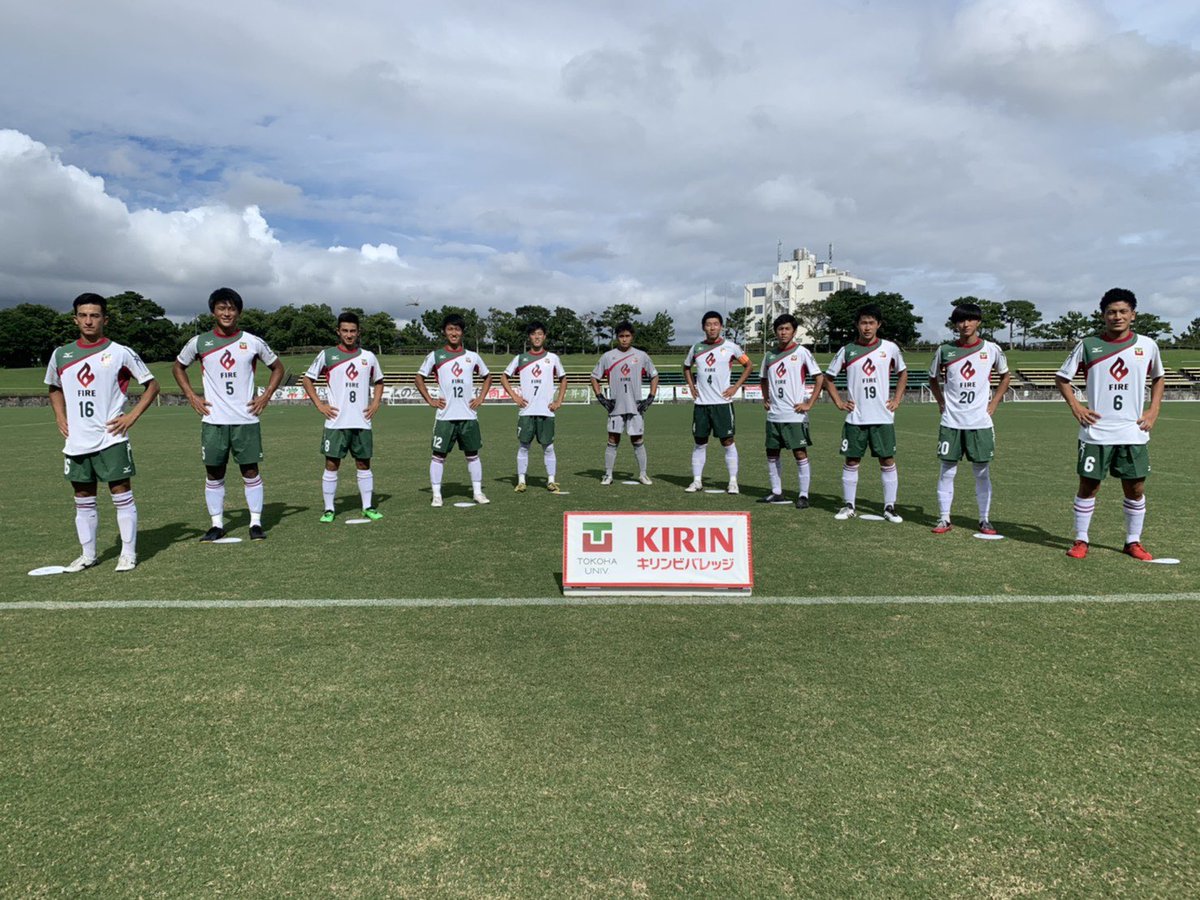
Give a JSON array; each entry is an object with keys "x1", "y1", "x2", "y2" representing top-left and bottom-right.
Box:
[
  {"x1": 337, "y1": 344, "x2": 361, "y2": 354},
  {"x1": 1099, "y1": 330, "x2": 1136, "y2": 345},
  {"x1": 955, "y1": 338, "x2": 982, "y2": 349},
  {"x1": 76, "y1": 337, "x2": 109, "y2": 349},
  {"x1": 213, "y1": 328, "x2": 242, "y2": 341},
  {"x1": 855, "y1": 337, "x2": 880, "y2": 348}
]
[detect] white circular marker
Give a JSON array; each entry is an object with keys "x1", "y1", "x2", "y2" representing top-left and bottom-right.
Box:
[
  {"x1": 344, "y1": 518, "x2": 370, "y2": 524},
  {"x1": 551, "y1": 491, "x2": 571, "y2": 496},
  {"x1": 1146, "y1": 558, "x2": 1180, "y2": 565},
  {"x1": 859, "y1": 514, "x2": 885, "y2": 522},
  {"x1": 211, "y1": 537, "x2": 243, "y2": 544},
  {"x1": 704, "y1": 489, "x2": 724, "y2": 494},
  {"x1": 453, "y1": 502, "x2": 476, "y2": 508},
  {"x1": 972, "y1": 533, "x2": 1005, "y2": 541},
  {"x1": 29, "y1": 565, "x2": 67, "y2": 577},
  {"x1": 621, "y1": 480, "x2": 639, "y2": 485}
]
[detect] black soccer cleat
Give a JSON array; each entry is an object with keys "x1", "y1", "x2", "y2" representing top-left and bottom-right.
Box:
[
  {"x1": 200, "y1": 526, "x2": 227, "y2": 543},
  {"x1": 794, "y1": 495, "x2": 810, "y2": 510},
  {"x1": 249, "y1": 524, "x2": 267, "y2": 541}
]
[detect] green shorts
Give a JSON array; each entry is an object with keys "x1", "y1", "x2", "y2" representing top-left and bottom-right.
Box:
[
  {"x1": 201, "y1": 422, "x2": 264, "y2": 466},
  {"x1": 937, "y1": 425, "x2": 994, "y2": 463},
  {"x1": 693, "y1": 404, "x2": 736, "y2": 441},
  {"x1": 765, "y1": 420, "x2": 812, "y2": 451},
  {"x1": 64, "y1": 442, "x2": 135, "y2": 483},
  {"x1": 432, "y1": 419, "x2": 483, "y2": 455},
  {"x1": 1077, "y1": 441, "x2": 1150, "y2": 481},
  {"x1": 323, "y1": 427, "x2": 373, "y2": 460},
  {"x1": 517, "y1": 415, "x2": 556, "y2": 446},
  {"x1": 841, "y1": 422, "x2": 897, "y2": 459}
]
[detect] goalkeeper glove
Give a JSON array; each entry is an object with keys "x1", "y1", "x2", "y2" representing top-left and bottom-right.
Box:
[
  {"x1": 597, "y1": 395, "x2": 615, "y2": 413},
  {"x1": 636, "y1": 396, "x2": 654, "y2": 414}
]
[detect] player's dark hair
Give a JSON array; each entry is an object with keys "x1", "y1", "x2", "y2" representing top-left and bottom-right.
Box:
[
  {"x1": 526, "y1": 320, "x2": 547, "y2": 336},
  {"x1": 208, "y1": 287, "x2": 244, "y2": 312},
  {"x1": 615, "y1": 321, "x2": 635, "y2": 336},
  {"x1": 337, "y1": 311, "x2": 360, "y2": 327},
  {"x1": 72, "y1": 292, "x2": 107, "y2": 314},
  {"x1": 442, "y1": 313, "x2": 466, "y2": 330},
  {"x1": 949, "y1": 302, "x2": 982, "y2": 324},
  {"x1": 1100, "y1": 288, "x2": 1137, "y2": 311},
  {"x1": 772, "y1": 313, "x2": 799, "y2": 331},
  {"x1": 702, "y1": 310, "x2": 723, "y2": 326},
  {"x1": 857, "y1": 303, "x2": 883, "y2": 323}
]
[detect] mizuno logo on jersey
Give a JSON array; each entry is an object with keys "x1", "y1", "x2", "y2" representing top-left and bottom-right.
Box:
[
  {"x1": 220, "y1": 350, "x2": 236, "y2": 371},
  {"x1": 1110, "y1": 358, "x2": 1129, "y2": 381},
  {"x1": 77, "y1": 363, "x2": 95, "y2": 387}
]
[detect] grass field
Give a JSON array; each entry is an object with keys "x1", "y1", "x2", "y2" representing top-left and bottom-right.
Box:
[{"x1": 3, "y1": 400, "x2": 1198, "y2": 896}]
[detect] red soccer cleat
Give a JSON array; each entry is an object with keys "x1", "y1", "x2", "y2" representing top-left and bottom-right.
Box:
[
  {"x1": 1123, "y1": 541, "x2": 1153, "y2": 561},
  {"x1": 978, "y1": 520, "x2": 998, "y2": 536},
  {"x1": 932, "y1": 519, "x2": 952, "y2": 534},
  {"x1": 1066, "y1": 540, "x2": 1089, "y2": 559}
]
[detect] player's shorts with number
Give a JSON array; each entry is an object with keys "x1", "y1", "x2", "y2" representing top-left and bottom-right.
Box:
[
  {"x1": 936, "y1": 425, "x2": 994, "y2": 463},
  {"x1": 64, "y1": 442, "x2": 135, "y2": 483},
  {"x1": 693, "y1": 404, "x2": 735, "y2": 440},
  {"x1": 517, "y1": 415, "x2": 555, "y2": 446},
  {"x1": 1077, "y1": 441, "x2": 1150, "y2": 481},
  {"x1": 201, "y1": 422, "x2": 264, "y2": 466},
  {"x1": 765, "y1": 420, "x2": 811, "y2": 451},
  {"x1": 607, "y1": 413, "x2": 645, "y2": 436},
  {"x1": 841, "y1": 422, "x2": 896, "y2": 459},
  {"x1": 431, "y1": 419, "x2": 482, "y2": 454},
  {"x1": 323, "y1": 427, "x2": 373, "y2": 460}
]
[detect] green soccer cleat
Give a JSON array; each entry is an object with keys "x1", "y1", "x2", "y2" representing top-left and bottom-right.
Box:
[
  {"x1": 363, "y1": 507, "x2": 383, "y2": 521},
  {"x1": 514, "y1": 481, "x2": 527, "y2": 493},
  {"x1": 319, "y1": 510, "x2": 335, "y2": 524}
]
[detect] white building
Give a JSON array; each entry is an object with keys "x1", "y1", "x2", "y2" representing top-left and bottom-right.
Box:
[{"x1": 745, "y1": 247, "x2": 866, "y2": 344}]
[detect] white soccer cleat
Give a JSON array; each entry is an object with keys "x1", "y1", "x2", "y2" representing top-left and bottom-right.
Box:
[
  {"x1": 115, "y1": 553, "x2": 137, "y2": 572},
  {"x1": 638, "y1": 473, "x2": 653, "y2": 486},
  {"x1": 64, "y1": 554, "x2": 98, "y2": 573},
  {"x1": 473, "y1": 492, "x2": 491, "y2": 505},
  {"x1": 882, "y1": 505, "x2": 904, "y2": 524},
  {"x1": 600, "y1": 473, "x2": 614, "y2": 485},
  {"x1": 834, "y1": 505, "x2": 856, "y2": 520},
  {"x1": 727, "y1": 480, "x2": 739, "y2": 494},
  {"x1": 431, "y1": 495, "x2": 443, "y2": 508},
  {"x1": 684, "y1": 480, "x2": 703, "y2": 493}
]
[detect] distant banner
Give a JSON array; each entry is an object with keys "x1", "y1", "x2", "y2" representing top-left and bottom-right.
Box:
[{"x1": 563, "y1": 511, "x2": 752, "y2": 595}]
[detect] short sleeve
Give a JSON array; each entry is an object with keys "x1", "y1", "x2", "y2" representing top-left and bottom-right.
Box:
[
  {"x1": 368, "y1": 352, "x2": 385, "y2": 384},
  {"x1": 1148, "y1": 343, "x2": 1165, "y2": 379},
  {"x1": 992, "y1": 343, "x2": 1009, "y2": 374},
  {"x1": 552, "y1": 355, "x2": 565, "y2": 378},
  {"x1": 590, "y1": 356, "x2": 605, "y2": 380},
  {"x1": 474, "y1": 355, "x2": 490, "y2": 377},
  {"x1": 255, "y1": 336, "x2": 278, "y2": 366},
  {"x1": 417, "y1": 352, "x2": 436, "y2": 377},
  {"x1": 825, "y1": 346, "x2": 846, "y2": 378},
  {"x1": 176, "y1": 335, "x2": 199, "y2": 366},
  {"x1": 44, "y1": 352, "x2": 60, "y2": 387},
  {"x1": 642, "y1": 353, "x2": 658, "y2": 378},
  {"x1": 1055, "y1": 343, "x2": 1083, "y2": 382},
  {"x1": 927, "y1": 348, "x2": 942, "y2": 379},
  {"x1": 304, "y1": 350, "x2": 326, "y2": 380},
  {"x1": 124, "y1": 347, "x2": 155, "y2": 385},
  {"x1": 891, "y1": 343, "x2": 907, "y2": 373},
  {"x1": 503, "y1": 356, "x2": 519, "y2": 377}
]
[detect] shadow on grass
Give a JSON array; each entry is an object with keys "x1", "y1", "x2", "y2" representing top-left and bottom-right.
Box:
[{"x1": 138, "y1": 521, "x2": 208, "y2": 562}]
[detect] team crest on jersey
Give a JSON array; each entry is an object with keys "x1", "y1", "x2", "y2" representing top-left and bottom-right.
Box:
[
  {"x1": 347, "y1": 363, "x2": 359, "y2": 381},
  {"x1": 239, "y1": 342, "x2": 248, "y2": 350},
  {"x1": 705, "y1": 352, "x2": 716, "y2": 366},
  {"x1": 1134, "y1": 347, "x2": 1144, "y2": 356},
  {"x1": 961, "y1": 360, "x2": 976, "y2": 380},
  {"x1": 532, "y1": 364, "x2": 542, "y2": 378},
  {"x1": 980, "y1": 352, "x2": 988, "y2": 360},
  {"x1": 100, "y1": 353, "x2": 113, "y2": 367},
  {"x1": 77, "y1": 363, "x2": 95, "y2": 387},
  {"x1": 1110, "y1": 358, "x2": 1129, "y2": 381},
  {"x1": 863, "y1": 359, "x2": 876, "y2": 376},
  {"x1": 451, "y1": 362, "x2": 463, "y2": 377},
  {"x1": 220, "y1": 350, "x2": 236, "y2": 371},
  {"x1": 621, "y1": 363, "x2": 631, "y2": 376},
  {"x1": 775, "y1": 360, "x2": 787, "y2": 377}
]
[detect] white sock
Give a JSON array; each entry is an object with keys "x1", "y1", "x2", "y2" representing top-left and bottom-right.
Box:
[
  {"x1": 1073, "y1": 495, "x2": 1095, "y2": 543},
  {"x1": 767, "y1": 456, "x2": 782, "y2": 494},
  {"x1": 517, "y1": 442, "x2": 530, "y2": 481},
  {"x1": 724, "y1": 444, "x2": 739, "y2": 480},
  {"x1": 356, "y1": 469, "x2": 374, "y2": 509},
  {"x1": 632, "y1": 442, "x2": 647, "y2": 477},
  {"x1": 205, "y1": 478, "x2": 225, "y2": 526},
  {"x1": 322, "y1": 470, "x2": 338, "y2": 511},
  {"x1": 604, "y1": 442, "x2": 618, "y2": 475},
  {"x1": 881, "y1": 463, "x2": 898, "y2": 507},
  {"x1": 842, "y1": 464, "x2": 859, "y2": 506},
  {"x1": 973, "y1": 463, "x2": 992, "y2": 521},
  {"x1": 1123, "y1": 496, "x2": 1146, "y2": 544},
  {"x1": 691, "y1": 444, "x2": 707, "y2": 480},
  {"x1": 937, "y1": 462, "x2": 958, "y2": 519},
  {"x1": 243, "y1": 474, "x2": 264, "y2": 527},
  {"x1": 430, "y1": 456, "x2": 444, "y2": 493},
  {"x1": 112, "y1": 490, "x2": 137, "y2": 556},
  {"x1": 796, "y1": 457, "x2": 811, "y2": 497},
  {"x1": 467, "y1": 454, "x2": 483, "y2": 486},
  {"x1": 544, "y1": 444, "x2": 557, "y2": 481},
  {"x1": 74, "y1": 496, "x2": 98, "y2": 559}
]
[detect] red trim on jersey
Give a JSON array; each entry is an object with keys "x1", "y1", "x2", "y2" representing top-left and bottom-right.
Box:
[
  {"x1": 76, "y1": 338, "x2": 109, "y2": 349},
  {"x1": 955, "y1": 338, "x2": 983, "y2": 349},
  {"x1": 854, "y1": 337, "x2": 881, "y2": 348},
  {"x1": 1100, "y1": 330, "x2": 1137, "y2": 345},
  {"x1": 325, "y1": 354, "x2": 360, "y2": 373},
  {"x1": 843, "y1": 349, "x2": 879, "y2": 370},
  {"x1": 214, "y1": 326, "x2": 241, "y2": 339},
  {"x1": 603, "y1": 353, "x2": 638, "y2": 379},
  {"x1": 198, "y1": 330, "x2": 245, "y2": 360},
  {"x1": 515, "y1": 352, "x2": 555, "y2": 375},
  {"x1": 1084, "y1": 338, "x2": 1138, "y2": 371},
  {"x1": 943, "y1": 342, "x2": 987, "y2": 375},
  {"x1": 118, "y1": 366, "x2": 131, "y2": 395},
  {"x1": 431, "y1": 349, "x2": 468, "y2": 375},
  {"x1": 337, "y1": 343, "x2": 359, "y2": 353}
]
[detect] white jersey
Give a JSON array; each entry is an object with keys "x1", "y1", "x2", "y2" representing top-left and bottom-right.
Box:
[
  {"x1": 504, "y1": 350, "x2": 565, "y2": 417},
  {"x1": 826, "y1": 339, "x2": 907, "y2": 425},
  {"x1": 1057, "y1": 332, "x2": 1163, "y2": 446},
  {"x1": 684, "y1": 339, "x2": 752, "y2": 405},
  {"x1": 591, "y1": 348, "x2": 658, "y2": 416},
  {"x1": 929, "y1": 340, "x2": 1008, "y2": 430},
  {"x1": 45, "y1": 338, "x2": 155, "y2": 456},
  {"x1": 759, "y1": 343, "x2": 820, "y2": 424},
  {"x1": 177, "y1": 329, "x2": 278, "y2": 425},
  {"x1": 304, "y1": 346, "x2": 384, "y2": 430},
  {"x1": 418, "y1": 347, "x2": 490, "y2": 421}
]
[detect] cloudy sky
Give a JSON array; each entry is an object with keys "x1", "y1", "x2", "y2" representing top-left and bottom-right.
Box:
[{"x1": 1, "y1": 0, "x2": 1197, "y2": 338}]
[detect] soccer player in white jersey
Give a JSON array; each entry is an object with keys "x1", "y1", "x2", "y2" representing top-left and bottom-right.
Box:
[
  {"x1": 590, "y1": 322, "x2": 659, "y2": 485},
  {"x1": 824, "y1": 303, "x2": 908, "y2": 523},
  {"x1": 1055, "y1": 288, "x2": 1165, "y2": 561},
  {"x1": 756, "y1": 314, "x2": 824, "y2": 509},
  {"x1": 683, "y1": 311, "x2": 753, "y2": 493},
  {"x1": 415, "y1": 313, "x2": 493, "y2": 507},
  {"x1": 301, "y1": 311, "x2": 385, "y2": 523},
  {"x1": 928, "y1": 302, "x2": 1011, "y2": 535},
  {"x1": 501, "y1": 321, "x2": 567, "y2": 493},
  {"x1": 173, "y1": 288, "x2": 286, "y2": 542},
  {"x1": 45, "y1": 293, "x2": 159, "y2": 572}
]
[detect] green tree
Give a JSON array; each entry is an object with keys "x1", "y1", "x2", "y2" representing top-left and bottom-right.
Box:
[
  {"x1": 104, "y1": 291, "x2": 183, "y2": 361},
  {"x1": 546, "y1": 306, "x2": 588, "y2": 354},
  {"x1": 486, "y1": 307, "x2": 521, "y2": 355},
  {"x1": 0, "y1": 303, "x2": 74, "y2": 367},
  {"x1": 421, "y1": 306, "x2": 485, "y2": 350},
  {"x1": 397, "y1": 319, "x2": 430, "y2": 348},
  {"x1": 638, "y1": 311, "x2": 675, "y2": 354},
  {"x1": 1034, "y1": 311, "x2": 1091, "y2": 345},
  {"x1": 513, "y1": 305, "x2": 552, "y2": 334},
  {"x1": 794, "y1": 299, "x2": 831, "y2": 350},
  {"x1": 598, "y1": 303, "x2": 642, "y2": 342},
  {"x1": 359, "y1": 311, "x2": 399, "y2": 354},
  {"x1": 1001, "y1": 300, "x2": 1043, "y2": 348},
  {"x1": 1173, "y1": 316, "x2": 1200, "y2": 348},
  {"x1": 265, "y1": 303, "x2": 337, "y2": 350},
  {"x1": 825, "y1": 290, "x2": 921, "y2": 349},
  {"x1": 724, "y1": 307, "x2": 751, "y2": 345},
  {"x1": 947, "y1": 296, "x2": 1003, "y2": 339}
]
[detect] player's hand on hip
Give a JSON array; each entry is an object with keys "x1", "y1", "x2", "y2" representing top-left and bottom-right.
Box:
[
  {"x1": 105, "y1": 413, "x2": 134, "y2": 436},
  {"x1": 189, "y1": 395, "x2": 211, "y2": 417},
  {"x1": 1137, "y1": 410, "x2": 1158, "y2": 431},
  {"x1": 432, "y1": 397, "x2": 447, "y2": 410},
  {"x1": 886, "y1": 398, "x2": 900, "y2": 412},
  {"x1": 321, "y1": 403, "x2": 340, "y2": 420},
  {"x1": 469, "y1": 395, "x2": 484, "y2": 410},
  {"x1": 549, "y1": 400, "x2": 561, "y2": 412},
  {"x1": 514, "y1": 394, "x2": 528, "y2": 409},
  {"x1": 722, "y1": 386, "x2": 738, "y2": 399},
  {"x1": 1075, "y1": 407, "x2": 1101, "y2": 426},
  {"x1": 840, "y1": 399, "x2": 855, "y2": 412}
]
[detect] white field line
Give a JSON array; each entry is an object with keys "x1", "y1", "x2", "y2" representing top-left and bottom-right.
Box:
[{"x1": 2, "y1": 593, "x2": 1197, "y2": 611}]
